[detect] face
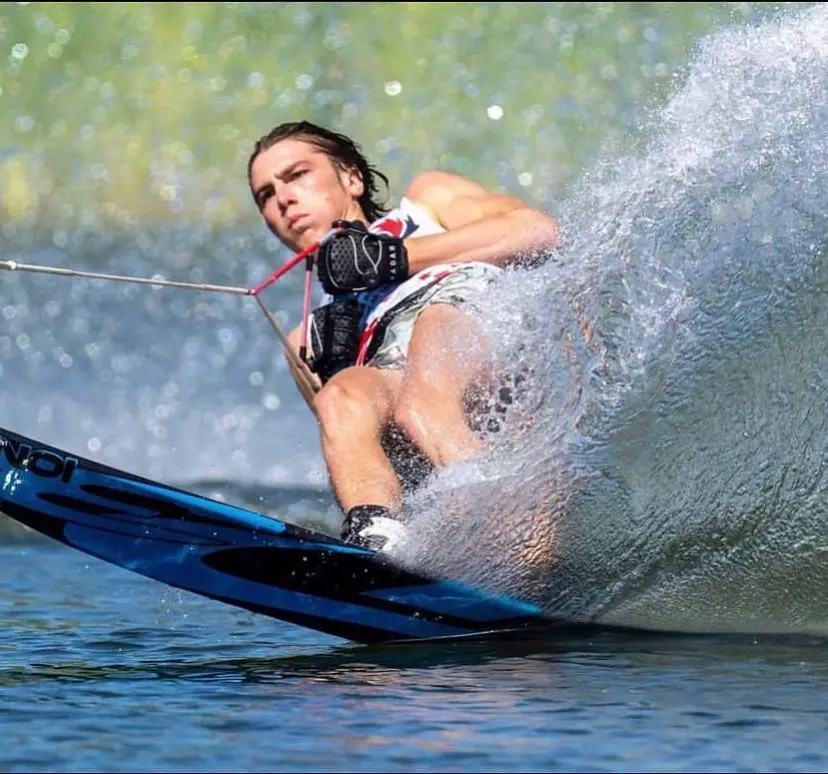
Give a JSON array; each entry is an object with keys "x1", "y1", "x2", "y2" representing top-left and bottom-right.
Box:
[{"x1": 250, "y1": 137, "x2": 366, "y2": 252}]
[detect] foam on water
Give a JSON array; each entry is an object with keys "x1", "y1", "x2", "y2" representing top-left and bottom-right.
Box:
[{"x1": 399, "y1": 4, "x2": 828, "y2": 635}]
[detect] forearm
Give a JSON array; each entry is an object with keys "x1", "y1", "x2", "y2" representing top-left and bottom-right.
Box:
[
  {"x1": 287, "y1": 355, "x2": 322, "y2": 409},
  {"x1": 405, "y1": 208, "x2": 562, "y2": 272},
  {"x1": 285, "y1": 324, "x2": 322, "y2": 412}
]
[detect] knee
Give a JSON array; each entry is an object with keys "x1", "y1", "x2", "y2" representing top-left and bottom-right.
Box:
[{"x1": 314, "y1": 374, "x2": 380, "y2": 436}]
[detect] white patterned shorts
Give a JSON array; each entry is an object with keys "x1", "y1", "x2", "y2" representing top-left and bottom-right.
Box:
[{"x1": 357, "y1": 262, "x2": 502, "y2": 371}]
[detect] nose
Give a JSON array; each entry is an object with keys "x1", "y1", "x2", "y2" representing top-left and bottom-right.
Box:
[{"x1": 272, "y1": 176, "x2": 296, "y2": 216}]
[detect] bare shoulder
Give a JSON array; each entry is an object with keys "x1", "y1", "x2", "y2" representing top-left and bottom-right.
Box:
[
  {"x1": 405, "y1": 170, "x2": 490, "y2": 210},
  {"x1": 404, "y1": 169, "x2": 527, "y2": 230}
]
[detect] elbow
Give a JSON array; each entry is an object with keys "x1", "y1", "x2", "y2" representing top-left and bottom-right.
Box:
[
  {"x1": 523, "y1": 209, "x2": 563, "y2": 250},
  {"x1": 508, "y1": 209, "x2": 564, "y2": 267}
]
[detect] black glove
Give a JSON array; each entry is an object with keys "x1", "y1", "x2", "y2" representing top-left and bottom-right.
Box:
[
  {"x1": 306, "y1": 298, "x2": 364, "y2": 383},
  {"x1": 317, "y1": 219, "x2": 409, "y2": 294}
]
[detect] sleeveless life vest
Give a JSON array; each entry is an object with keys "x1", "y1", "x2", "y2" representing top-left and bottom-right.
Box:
[
  {"x1": 370, "y1": 196, "x2": 446, "y2": 240},
  {"x1": 323, "y1": 196, "x2": 487, "y2": 368}
]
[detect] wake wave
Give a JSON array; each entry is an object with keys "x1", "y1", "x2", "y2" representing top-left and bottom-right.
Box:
[{"x1": 401, "y1": 3, "x2": 828, "y2": 635}]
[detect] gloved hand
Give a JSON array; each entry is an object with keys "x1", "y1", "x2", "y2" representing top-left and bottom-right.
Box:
[
  {"x1": 306, "y1": 298, "x2": 364, "y2": 383},
  {"x1": 317, "y1": 219, "x2": 408, "y2": 294}
]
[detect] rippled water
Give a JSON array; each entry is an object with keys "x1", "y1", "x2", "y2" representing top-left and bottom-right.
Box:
[{"x1": 4, "y1": 538, "x2": 828, "y2": 773}]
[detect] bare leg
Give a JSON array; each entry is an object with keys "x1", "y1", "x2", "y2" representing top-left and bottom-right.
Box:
[
  {"x1": 314, "y1": 365, "x2": 404, "y2": 512},
  {"x1": 394, "y1": 304, "x2": 493, "y2": 467}
]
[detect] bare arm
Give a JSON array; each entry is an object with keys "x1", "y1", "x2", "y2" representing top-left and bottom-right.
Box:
[
  {"x1": 286, "y1": 323, "x2": 322, "y2": 413},
  {"x1": 402, "y1": 170, "x2": 562, "y2": 273}
]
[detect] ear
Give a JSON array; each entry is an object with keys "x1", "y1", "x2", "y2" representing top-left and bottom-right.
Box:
[{"x1": 341, "y1": 165, "x2": 365, "y2": 200}]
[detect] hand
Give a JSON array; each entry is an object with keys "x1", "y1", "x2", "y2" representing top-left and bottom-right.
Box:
[
  {"x1": 306, "y1": 299, "x2": 364, "y2": 383},
  {"x1": 317, "y1": 220, "x2": 408, "y2": 294}
]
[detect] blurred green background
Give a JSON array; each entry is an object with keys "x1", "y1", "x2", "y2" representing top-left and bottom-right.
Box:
[{"x1": 0, "y1": 2, "x2": 810, "y2": 232}]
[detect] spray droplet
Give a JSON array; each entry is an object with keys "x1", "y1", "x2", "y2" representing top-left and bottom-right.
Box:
[{"x1": 296, "y1": 73, "x2": 313, "y2": 90}]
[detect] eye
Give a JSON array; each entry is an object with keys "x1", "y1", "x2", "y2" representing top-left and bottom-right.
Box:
[{"x1": 256, "y1": 187, "x2": 274, "y2": 208}]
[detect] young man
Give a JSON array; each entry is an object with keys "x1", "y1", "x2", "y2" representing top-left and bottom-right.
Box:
[{"x1": 248, "y1": 121, "x2": 562, "y2": 551}]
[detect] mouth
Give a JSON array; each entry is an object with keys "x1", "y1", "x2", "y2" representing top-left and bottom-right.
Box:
[{"x1": 287, "y1": 214, "x2": 308, "y2": 231}]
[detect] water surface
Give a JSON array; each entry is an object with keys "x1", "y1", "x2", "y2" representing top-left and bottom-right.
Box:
[{"x1": 3, "y1": 538, "x2": 828, "y2": 773}]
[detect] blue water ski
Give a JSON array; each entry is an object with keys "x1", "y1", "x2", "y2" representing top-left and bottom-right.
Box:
[{"x1": 0, "y1": 426, "x2": 558, "y2": 644}]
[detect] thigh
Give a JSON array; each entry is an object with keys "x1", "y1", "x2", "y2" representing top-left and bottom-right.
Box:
[
  {"x1": 402, "y1": 303, "x2": 494, "y2": 401},
  {"x1": 365, "y1": 263, "x2": 501, "y2": 373}
]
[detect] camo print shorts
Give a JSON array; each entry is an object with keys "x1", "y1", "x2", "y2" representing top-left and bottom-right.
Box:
[{"x1": 359, "y1": 262, "x2": 503, "y2": 371}]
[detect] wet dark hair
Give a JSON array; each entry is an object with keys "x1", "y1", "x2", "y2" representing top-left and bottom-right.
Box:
[{"x1": 247, "y1": 120, "x2": 391, "y2": 223}]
